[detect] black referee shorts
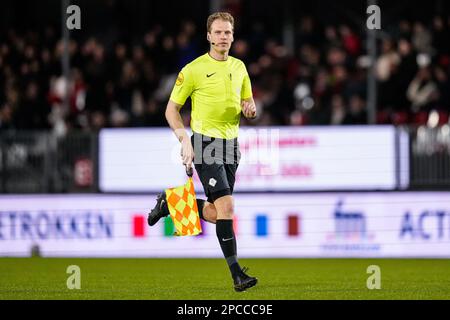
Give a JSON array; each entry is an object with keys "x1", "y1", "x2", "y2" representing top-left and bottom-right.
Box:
[{"x1": 191, "y1": 132, "x2": 241, "y2": 203}]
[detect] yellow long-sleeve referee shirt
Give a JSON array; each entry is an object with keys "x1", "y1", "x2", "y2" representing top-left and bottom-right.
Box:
[{"x1": 170, "y1": 53, "x2": 253, "y2": 139}]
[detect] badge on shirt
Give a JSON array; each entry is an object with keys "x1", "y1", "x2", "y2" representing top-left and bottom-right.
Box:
[{"x1": 176, "y1": 72, "x2": 184, "y2": 86}]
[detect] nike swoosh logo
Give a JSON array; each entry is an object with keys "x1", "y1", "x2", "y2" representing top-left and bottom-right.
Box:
[
  {"x1": 206, "y1": 72, "x2": 216, "y2": 78},
  {"x1": 222, "y1": 237, "x2": 234, "y2": 242}
]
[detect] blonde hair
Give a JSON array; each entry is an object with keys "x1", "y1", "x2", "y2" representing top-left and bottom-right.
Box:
[{"x1": 207, "y1": 12, "x2": 234, "y2": 32}]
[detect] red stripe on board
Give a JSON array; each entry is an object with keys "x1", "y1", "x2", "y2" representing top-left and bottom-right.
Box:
[
  {"x1": 288, "y1": 215, "x2": 300, "y2": 236},
  {"x1": 133, "y1": 215, "x2": 146, "y2": 237}
]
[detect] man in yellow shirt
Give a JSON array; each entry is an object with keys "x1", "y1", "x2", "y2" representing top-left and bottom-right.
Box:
[{"x1": 147, "y1": 12, "x2": 257, "y2": 292}]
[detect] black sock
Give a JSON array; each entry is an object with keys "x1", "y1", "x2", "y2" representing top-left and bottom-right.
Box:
[
  {"x1": 216, "y1": 219, "x2": 241, "y2": 279},
  {"x1": 196, "y1": 199, "x2": 205, "y2": 221}
]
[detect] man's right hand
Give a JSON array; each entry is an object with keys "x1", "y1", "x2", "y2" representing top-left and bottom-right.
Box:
[{"x1": 180, "y1": 136, "x2": 194, "y2": 170}]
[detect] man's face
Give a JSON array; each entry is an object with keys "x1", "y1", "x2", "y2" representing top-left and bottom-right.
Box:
[{"x1": 208, "y1": 19, "x2": 234, "y2": 54}]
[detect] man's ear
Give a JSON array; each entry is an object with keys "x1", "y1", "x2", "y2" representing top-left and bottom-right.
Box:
[{"x1": 207, "y1": 33, "x2": 211, "y2": 42}]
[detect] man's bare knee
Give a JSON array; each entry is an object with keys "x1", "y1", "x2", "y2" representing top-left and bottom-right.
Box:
[
  {"x1": 213, "y1": 195, "x2": 234, "y2": 220},
  {"x1": 203, "y1": 201, "x2": 217, "y2": 224}
]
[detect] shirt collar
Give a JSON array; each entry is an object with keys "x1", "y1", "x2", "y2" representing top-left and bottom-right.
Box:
[{"x1": 206, "y1": 52, "x2": 229, "y2": 63}]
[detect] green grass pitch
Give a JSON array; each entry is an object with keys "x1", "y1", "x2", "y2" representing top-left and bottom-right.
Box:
[{"x1": 1, "y1": 258, "x2": 449, "y2": 299}]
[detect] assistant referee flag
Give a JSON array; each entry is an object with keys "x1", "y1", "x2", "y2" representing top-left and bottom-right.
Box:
[{"x1": 165, "y1": 176, "x2": 202, "y2": 236}]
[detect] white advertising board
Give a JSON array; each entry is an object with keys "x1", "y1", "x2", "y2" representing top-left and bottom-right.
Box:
[
  {"x1": 99, "y1": 126, "x2": 405, "y2": 192},
  {"x1": 0, "y1": 192, "x2": 448, "y2": 258}
]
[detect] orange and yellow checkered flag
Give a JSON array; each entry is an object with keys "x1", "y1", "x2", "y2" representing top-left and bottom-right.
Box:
[{"x1": 165, "y1": 169, "x2": 202, "y2": 236}]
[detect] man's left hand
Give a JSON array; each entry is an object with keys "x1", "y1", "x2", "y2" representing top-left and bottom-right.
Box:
[{"x1": 241, "y1": 100, "x2": 257, "y2": 119}]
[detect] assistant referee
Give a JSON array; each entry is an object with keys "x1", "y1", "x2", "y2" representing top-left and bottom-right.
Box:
[{"x1": 147, "y1": 12, "x2": 258, "y2": 292}]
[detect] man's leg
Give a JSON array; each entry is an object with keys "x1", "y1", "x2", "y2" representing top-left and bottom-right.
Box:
[
  {"x1": 147, "y1": 192, "x2": 170, "y2": 226},
  {"x1": 191, "y1": 133, "x2": 256, "y2": 291},
  {"x1": 213, "y1": 195, "x2": 241, "y2": 277},
  {"x1": 196, "y1": 199, "x2": 217, "y2": 223},
  {"x1": 213, "y1": 194, "x2": 257, "y2": 291}
]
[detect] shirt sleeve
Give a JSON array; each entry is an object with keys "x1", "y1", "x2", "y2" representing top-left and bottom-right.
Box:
[
  {"x1": 169, "y1": 66, "x2": 194, "y2": 106},
  {"x1": 241, "y1": 66, "x2": 253, "y2": 100}
]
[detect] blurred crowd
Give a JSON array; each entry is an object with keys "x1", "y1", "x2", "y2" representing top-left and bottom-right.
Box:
[{"x1": 1, "y1": 13, "x2": 450, "y2": 134}]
